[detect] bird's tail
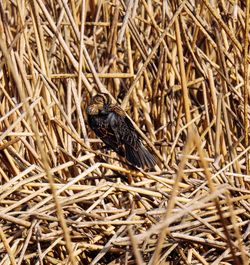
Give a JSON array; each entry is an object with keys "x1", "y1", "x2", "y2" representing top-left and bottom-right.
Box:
[{"x1": 125, "y1": 142, "x2": 157, "y2": 169}]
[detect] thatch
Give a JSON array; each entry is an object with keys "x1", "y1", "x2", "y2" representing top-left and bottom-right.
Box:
[{"x1": 0, "y1": 0, "x2": 250, "y2": 264}]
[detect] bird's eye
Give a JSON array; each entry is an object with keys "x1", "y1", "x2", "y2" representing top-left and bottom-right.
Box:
[
  {"x1": 94, "y1": 96, "x2": 104, "y2": 104},
  {"x1": 92, "y1": 93, "x2": 110, "y2": 105}
]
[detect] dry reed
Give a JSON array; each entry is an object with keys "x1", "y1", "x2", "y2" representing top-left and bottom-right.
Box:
[{"x1": 0, "y1": 0, "x2": 250, "y2": 264}]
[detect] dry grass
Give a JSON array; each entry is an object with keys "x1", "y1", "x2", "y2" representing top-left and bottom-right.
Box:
[{"x1": 0, "y1": 0, "x2": 250, "y2": 264}]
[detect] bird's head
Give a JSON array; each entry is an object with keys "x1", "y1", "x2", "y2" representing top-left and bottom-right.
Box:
[{"x1": 87, "y1": 93, "x2": 111, "y2": 115}]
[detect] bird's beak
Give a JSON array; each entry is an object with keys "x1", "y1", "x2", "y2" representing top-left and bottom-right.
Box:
[{"x1": 87, "y1": 105, "x2": 99, "y2": 115}]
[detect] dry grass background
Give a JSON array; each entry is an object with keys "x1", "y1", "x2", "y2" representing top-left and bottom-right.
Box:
[{"x1": 0, "y1": 0, "x2": 250, "y2": 264}]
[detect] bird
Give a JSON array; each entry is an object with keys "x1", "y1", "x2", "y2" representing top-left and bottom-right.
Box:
[{"x1": 87, "y1": 93, "x2": 157, "y2": 169}]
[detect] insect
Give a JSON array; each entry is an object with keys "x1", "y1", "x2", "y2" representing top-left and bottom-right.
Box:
[{"x1": 87, "y1": 93, "x2": 156, "y2": 169}]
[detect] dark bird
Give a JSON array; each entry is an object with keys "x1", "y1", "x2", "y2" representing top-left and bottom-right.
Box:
[{"x1": 87, "y1": 93, "x2": 156, "y2": 169}]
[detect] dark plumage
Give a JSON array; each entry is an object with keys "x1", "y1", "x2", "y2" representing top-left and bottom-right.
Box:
[{"x1": 87, "y1": 93, "x2": 156, "y2": 169}]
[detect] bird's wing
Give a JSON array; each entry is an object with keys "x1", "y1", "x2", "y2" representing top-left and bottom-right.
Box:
[
  {"x1": 107, "y1": 109, "x2": 140, "y2": 150},
  {"x1": 108, "y1": 110, "x2": 156, "y2": 168},
  {"x1": 109, "y1": 104, "x2": 137, "y2": 138},
  {"x1": 89, "y1": 115, "x2": 125, "y2": 156}
]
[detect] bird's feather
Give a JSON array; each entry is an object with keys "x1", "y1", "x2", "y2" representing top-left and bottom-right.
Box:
[{"x1": 87, "y1": 93, "x2": 156, "y2": 169}]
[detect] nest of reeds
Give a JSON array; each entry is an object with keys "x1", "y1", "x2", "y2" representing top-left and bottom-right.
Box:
[{"x1": 0, "y1": 0, "x2": 250, "y2": 264}]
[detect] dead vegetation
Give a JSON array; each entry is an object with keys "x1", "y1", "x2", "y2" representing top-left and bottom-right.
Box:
[{"x1": 0, "y1": 0, "x2": 250, "y2": 264}]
